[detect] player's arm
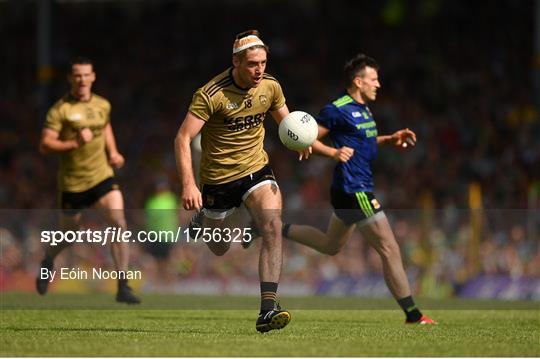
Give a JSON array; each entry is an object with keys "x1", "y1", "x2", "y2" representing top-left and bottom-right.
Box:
[
  {"x1": 270, "y1": 105, "x2": 312, "y2": 160},
  {"x1": 39, "y1": 128, "x2": 92, "y2": 154},
  {"x1": 310, "y1": 125, "x2": 354, "y2": 163},
  {"x1": 175, "y1": 112, "x2": 205, "y2": 210},
  {"x1": 104, "y1": 123, "x2": 125, "y2": 168},
  {"x1": 377, "y1": 128, "x2": 417, "y2": 148},
  {"x1": 269, "y1": 104, "x2": 289, "y2": 125}
]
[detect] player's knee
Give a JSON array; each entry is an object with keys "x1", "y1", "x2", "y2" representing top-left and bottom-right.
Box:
[
  {"x1": 323, "y1": 242, "x2": 344, "y2": 256},
  {"x1": 324, "y1": 246, "x2": 341, "y2": 256},
  {"x1": 378, "y1": 240, "x2": 400, "y2": 261},
  {"x1": 259, "y1": 217, "x2": 282, "y2": 240},
  {"x1": 108, "y1": 216, "x2": 127, "y2": 229}
]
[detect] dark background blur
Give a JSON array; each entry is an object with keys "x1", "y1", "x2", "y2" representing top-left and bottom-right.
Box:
[
  {"x1": 2, "y1": 0, "x2": 538, "y2": 210},
  {"x1": 1, "y1": 0, "x2": 539, "y2": 298}
]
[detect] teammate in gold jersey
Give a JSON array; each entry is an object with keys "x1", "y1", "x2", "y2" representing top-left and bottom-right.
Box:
[
  {"x1": 36, "y1": 57, "x2": 140, "y2": 304},
  {"x1": 175, "y1": 30, "x2": 310, "y2": 332}
]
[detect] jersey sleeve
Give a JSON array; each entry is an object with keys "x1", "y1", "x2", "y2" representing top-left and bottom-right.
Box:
[
  {"x1": 43, "y1": 105, "x2": 63, "y2": 132},
  {"x1": 316, "y1": 104, "x2": 338, "y2": 130},
  {"x1": 104, "y1": 99, "x2": 112, "y2": 123},
  {"x1": 188, "y1": 88, "x2": 213, "y2": 122},
  {"x1": 269, "y1": 81, "x2": 286, "y2": 111}
]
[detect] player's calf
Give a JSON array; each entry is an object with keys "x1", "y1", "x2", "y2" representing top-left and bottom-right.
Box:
[{"x1": 187, "y1": 211, "x2": 204, "y2": 240}]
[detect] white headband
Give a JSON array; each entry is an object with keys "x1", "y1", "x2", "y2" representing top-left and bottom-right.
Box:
[{"x1": 232, "y1": 35, "x2": 265, "y2": 54}]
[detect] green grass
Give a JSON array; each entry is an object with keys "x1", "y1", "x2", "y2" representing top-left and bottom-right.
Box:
[{"x1": 1, "y1": 293, "x2": 539, "y2": 357}]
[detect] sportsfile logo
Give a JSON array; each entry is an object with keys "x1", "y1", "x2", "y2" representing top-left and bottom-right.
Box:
[{"x1": 40, "y1": 226, "x2": 253, "y2": 246}]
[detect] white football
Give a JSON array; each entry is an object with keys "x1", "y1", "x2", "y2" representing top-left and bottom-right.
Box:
[{"x1": 278, "y1": 111, "x2": 318, "y2": 151}]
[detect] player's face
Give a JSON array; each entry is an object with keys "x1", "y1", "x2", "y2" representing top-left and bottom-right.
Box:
[
  {"x1": 68, "y1": 64, "x2": 95, "y2": 99},
  {"x1": 357, "y1": 66, "x2": 380, "y2": 102},
  {"x1": 234, "y1": 48, "x2": 267, "y2": 88}
]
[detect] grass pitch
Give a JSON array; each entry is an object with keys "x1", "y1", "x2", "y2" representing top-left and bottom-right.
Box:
[{"x1": 1, "y1": 293, "x2": 538, "y2": 357}]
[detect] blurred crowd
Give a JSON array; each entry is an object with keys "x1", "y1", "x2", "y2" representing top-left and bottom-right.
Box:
[
  {"x1": 1, "y1": 208, "x2": 539, "y2": 297},
  {"x1": 1, "y1": 0, "x2": 538, "y2": 296}
]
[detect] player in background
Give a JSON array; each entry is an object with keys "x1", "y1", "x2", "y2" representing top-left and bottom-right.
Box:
[
  {"x1": 271, "y1": 54, "x2": 434, "y2": 324},
  {"x1": 175, "y1": 30, "x2": 310, "y2": 332},
  {"x1": 36, "y1": 57, "x2": 140, "y2": 304}
]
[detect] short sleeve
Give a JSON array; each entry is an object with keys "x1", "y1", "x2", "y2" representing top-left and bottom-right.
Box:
[
  {"x1": 104, "y1": 99, "x2": 112, "y2": 123},
  {"x1": 316, "y1": 104, "x2": 338, "y2": 131},
  {"x1": 188, "y1": 89, "x2": 213, "y2": 122},
  {"x1": 269, "y1": 81, "x2": 286, "y2": 111},
  {"x1": 44, "y1": 106, "x2": 63, "y2": 132}
]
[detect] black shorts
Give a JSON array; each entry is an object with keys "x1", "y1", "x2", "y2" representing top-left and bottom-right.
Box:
[
  {"x1": 330, "y1": 187, "x2": 383, "y2": 225},
  {"x1": 201, "y1": 166, "x2": 277, "y2": 219},
  {"x1": 60, "y1": 177, "x2": 119, "y2": 216}
]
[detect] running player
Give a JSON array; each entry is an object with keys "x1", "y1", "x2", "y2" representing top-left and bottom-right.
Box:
[
  {"x1": 174, "y1": 30, "x2": 309, "y2": 332},
  {"x1": 279, "y1": 54, "x2": 434, "y2": 324},
  {"x1": 36, "y1": 57, "x2": 140, "y2": 304}
]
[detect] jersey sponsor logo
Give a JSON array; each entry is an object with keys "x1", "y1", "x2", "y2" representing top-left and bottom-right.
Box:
[
  {"x1": 226, "y1": 102, "x2": 239, "y2": 109},
  {"x1": 224, "y1": 112, "x2": 265, "y2": 132},
  {"x1": 68, "y1": 113, "x2": 83, "y2": 121},
  {"x1": 356, "y1": 121, "x2": 376, "y2": 130},
  {"x1": 365, "y1": 129, "x2": 378, "y2": 138}
]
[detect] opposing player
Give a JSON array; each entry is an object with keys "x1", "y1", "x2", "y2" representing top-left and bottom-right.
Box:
[
  {"x1": 279, "y1": 54, "x2": 434, "y2": 324},
  {"x1": 175, "y1": 30, "x2": 309, "y2": 332},
  {"x1": 36, "y1": 57, "x2": 140, "y2": 304}
]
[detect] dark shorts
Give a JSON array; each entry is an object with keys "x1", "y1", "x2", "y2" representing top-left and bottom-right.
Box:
[
  {"x1": 202, "y1": 166, "x2": 277, "y2": 219},
  {"x1": 60, "y1": 177, "x2": 119, "y2": 216},
  {"x1": 330, "y1": 187, "x2": 384, "y2": 225}
]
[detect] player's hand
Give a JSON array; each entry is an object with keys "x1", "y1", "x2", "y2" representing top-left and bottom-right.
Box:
[
  {"x1": 77, "y1": 127, "x2": 93, "y2": 145},
  {"x1": 108, "y1": 152, "x2": 125, "y2": 169},
  {"x1": 298, "y1": 146, "x2": 312, "y2": 161},
  {"x1": 333, "y1": 146, "x2": 354, "y2": 162},
  {"x1": 391, "y1": 128, "x2": 416, "y2": 149},
  {"x1": 182, "y1": 184, "x2": 202, "y2": 211}
]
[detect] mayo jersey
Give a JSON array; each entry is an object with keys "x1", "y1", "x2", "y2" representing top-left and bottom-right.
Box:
[
  {"x1": 44, "y1": 94, "x2": 114, "y2": 192},
  {"x1": 189, "y1": 68, "x2": 286, "y2": 185},
  {"x1": 317, "y1": 93, "x2": 378, "y2": 193}
]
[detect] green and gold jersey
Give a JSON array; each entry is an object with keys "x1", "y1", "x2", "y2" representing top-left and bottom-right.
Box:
[
  {"x1": 44, "y1": 93, "x2": 113, "y2": 192},
  {"x1": 189, "y1": 68, "x2": 286, "y2": 185}
]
